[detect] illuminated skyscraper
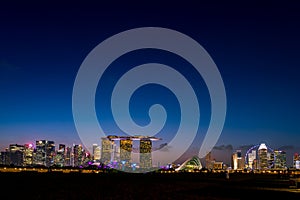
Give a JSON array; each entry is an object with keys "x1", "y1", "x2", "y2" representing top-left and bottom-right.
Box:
[
  {"x1": 65, "y1": 146, "x2": 72, "y2": 166},
  {"x1": 120, "y1": 138, "x2": 133, "y2": 165},
  {"x1": 9, "y1": 144, "x2": 24, "y2": 166},
  {"x1": 273, "y1": 150, "x2": 286, "y2": 169},
  {"x1": 247, "y1": 150, "x2": 256, "y2": 169},
  {"x1": 24, "y1": 143, "x2": 34, "y2": 166},
  {"x1": 92, "y1": 144, "x2": 101, "y2": 161},
  {"x1": 55, "y1": 144, "x2": 66, "y2": 167},
  {"x1": 231, "y1": 150, "x2": 244, "y2": 170},
  {"x1": 258, "y1": 143, "x2": 268, "y2": 169},
  {"x1": 101, "y1": 138, "x2": 113, "y2": 165},
  {"x1": 73, "y1": 144, "x2": 83, "y2": 167},
  {"x1": 35, "y1": 140, "x2": 55, "y2": 167},
  {"x1": 139, "y1": 138, "x2": 152, "y2": 169}
]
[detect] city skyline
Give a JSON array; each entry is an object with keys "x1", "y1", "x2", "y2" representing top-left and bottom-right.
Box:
[
  {"x1": 1, "y1": 136, "x2": 299, "y2": 169},
  {"x1": 1, "y1": 1, "x2": 300, "y2": 165}
]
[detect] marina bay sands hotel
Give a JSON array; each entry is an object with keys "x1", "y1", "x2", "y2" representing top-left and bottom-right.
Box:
[{"x1": 101, "y1": 135, "x2": 160, "y2": 169}]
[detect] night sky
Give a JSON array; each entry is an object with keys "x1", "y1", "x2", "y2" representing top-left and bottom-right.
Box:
[{"x1": 0, "y1": 1, "x2": 299, "y2": 163}]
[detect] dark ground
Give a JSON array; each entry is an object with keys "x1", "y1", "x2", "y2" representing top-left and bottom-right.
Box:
[{"x1": 1, "y1": 171, "x2": 300, "y2": 200}]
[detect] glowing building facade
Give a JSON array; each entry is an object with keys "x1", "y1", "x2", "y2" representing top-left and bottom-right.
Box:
[
  {"x1": 258, "y1": 143, "x2": 268, "y2": 169},
  {"x1": 24, "y1": 143, "x2": 34, "y2": 166},
  {"x1": 101, "y1": 135, "x2": 160, "y2": 170},
  {"x1": 73, "y1": 144, "x2": 83, "y2": 167},
  {"x1": 101, "y1": 138, "x2": 114, "y2": 165},
  {"x1": 232, "y1": 150, "x2": 244, "y2": 170},
  {"x1": 35, "y1": 140, "x2": 55, "y2": 167},
  {"x1": 273, "y1": 150, "x2": 287, "y2": 169},
  {"x1": 139, "y1": 138, "x2": 152, "y2": 169}
]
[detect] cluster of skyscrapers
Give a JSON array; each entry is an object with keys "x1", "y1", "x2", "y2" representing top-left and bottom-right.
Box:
[
  {"x1": 96, "y1": 135, "x2": 160, "y2": 170},
  {"x1": 0, "y1": 135, "x2": 160, "y2": 170},
  {"x1": 1, "y1": 140, "x2": 300, "y2": 171},
  {"x1": 206, "y1": 143, "x2": 297, "y2": 171},
  {"x1": 0, "y1": 140, "x2": 90, "y2": 167}
]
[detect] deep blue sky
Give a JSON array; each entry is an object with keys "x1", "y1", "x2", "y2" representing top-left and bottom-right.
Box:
[{"x1": 0, "y1": 1, "x2": 299, "y2": 162}]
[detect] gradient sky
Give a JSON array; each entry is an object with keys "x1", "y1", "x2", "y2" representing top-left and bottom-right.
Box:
[{"x1": 0, "y1": 1, "x2": 299, "y2": 163}]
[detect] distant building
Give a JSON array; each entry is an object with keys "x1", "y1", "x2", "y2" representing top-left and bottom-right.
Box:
[
  {"x1": 0, "y1": 150, "x2": 10, "y2": 165},
  {"x1": 273, "y1": 150, "x2": 286, "y2": 169},
  {"x1": 120, "y1": 138, "x2": 133, "y2": 166},
  {"x1": 65, "y1": 146, "x2": 72, "y2": 166},
  {"x1": 73, "y1": 144, "x2": 83, "y2": 167},
  {"x1": 101, "y1": 137, "x2": 114, "y2": 165},
  {"x1": 101, "y1": 135, "x2": 160, "y2": 170},
  {"x1": 205, "y1": 151, "x2": 214, "y2": 169},
  {"x1": 55, "y1": 144, "x2": 66, "y2": 167},
  {"x1": 35, "y1": 140, "x2": 55, "y2": 167},
  {"x1": 247, "y1": 149, "x2": 257, "y2": 169},
  {"x1": 9, "y1": 144, "x2": 25, "y2": 166},
  {"x1": 92, "y1": 144, "x2": 101, "y2": 161},
  {"x1": 231, "y1": 150, "x2": 244, "y2": 170},
  {"x1": 293, "y1": 153, "x2": 300, "y2": 169},
  {"x1": 213, "y1": 161, "x2": 224, "y2": 170},
  {"x1": 139, "y1": 138, "x2": 152, "y2": 169},
  {"x1": 175, "y1": 156, "x2": 202, "y2": 171},
  {"x1": 24, "y1": 143, "x2": 34, "y2": 166},
  {"x1": 258, "y1": 143, "x2": 268, "y2": 170}
]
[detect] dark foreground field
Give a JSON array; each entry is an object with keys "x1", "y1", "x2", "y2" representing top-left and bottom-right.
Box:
[{"x1": 1, "y1": 171, "x2": 300, "y2": 199}]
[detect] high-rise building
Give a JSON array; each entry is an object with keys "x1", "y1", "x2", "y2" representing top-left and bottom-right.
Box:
[
  {"x1": 120, "y1": 138, "x2": 133, "y2": 165},
  {"x1": 55, "y1": 144, "x2": 66, "y2": 167},
  {"x1": 100, "y1": 135, "x2": 159, "y2": 170},
  {"x1": 24, "y1": 143, "x2": 34, "y2": 166},
  {"x1": 231, "y1": 150, "x2": 244, "y2": 170},
  {"x1": 0, "y1": 150, "x2": 10, "y2": 165},
  {"x1": 293, "y1": 153, "x2": 300, "y2": 169},
  {"x1": 273, "y1": 150, "x2": 287, "y2": 169},
  {"x1": 9, "y1": 144, "x2": 25, "y2": 166},
  {"x1": 35, "y1": 140, "x2": 55, "y2": 167},
  {"x1": 101, "y1": 137, "x2": 113, "y2": 165},
  {"x1": 139, "y1": 138, "x2": 152, "y2": 169},
  {"x1": 92, "y1": 144, "x2": 101, "y2": 161},
  {"x1": 258, "y1": 143, "x2": 268, "y2": 170},
  {"x1": 247, "y1": 149, "x2": 256, "y2": 169},
  {"x1": 65, "y1": 146, "x2": 72, "y2": 166},
  {"x1": 73, "y1": 144, "x2": 83, "y2": 167}
]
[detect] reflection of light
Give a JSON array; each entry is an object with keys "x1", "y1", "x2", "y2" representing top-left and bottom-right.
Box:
[
  {"x1": 28, "y1": 143, "x2": 33, "y2": 148},
  {"x1": 121, "y1": 161, "x2": 126, "y2": 165}
]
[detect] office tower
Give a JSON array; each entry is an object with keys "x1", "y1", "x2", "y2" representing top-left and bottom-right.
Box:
[
  {"x1": 73, "y1": 144, "x2": 83, "y2": 167},
  {"x1": 231, "y1": 150, "x2": 244, "y2": 170},
  {"x1": 267, "y1": 151, "x2": 274, "y2": 168},
  {"x1": 65, "y1": 146, "x2": 72, "y2": 166},
  {"x1": 0, "y1": 151, "x2": 10, "y2": 165},
  {"x1": 9, "y1": 144, "x2": 25, "y2": 166},
  {"x1": 46, "y1": 141, "x2": 55, "y2": 167},
  {"x1": 24, "y1": 143, "x2": 34, "y2": 166},
  {"x1": 247, "y1": 149, "x2": 256, "y2": 169},
  {"x1": 139, "y1": 138, "x2": 152, "y2": 169},
  {"x1": 35, "y1": 140, "x2": 46, "y2": 166},
  {"x1": 92, "y1": 144, "x2": 101, "y2": 161},
  {"x1": 274, "y1": 150, "x2": 287, "y2": 169},
  {"x1": 258, "y1": 143, "x2": 268, "y2": 169},
  {"x1": 35, "y1": 140, "x2": 55, "y2": 167},
  {"x1": 55, "y1": 144, "x2": 66, "y2": 167}
]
